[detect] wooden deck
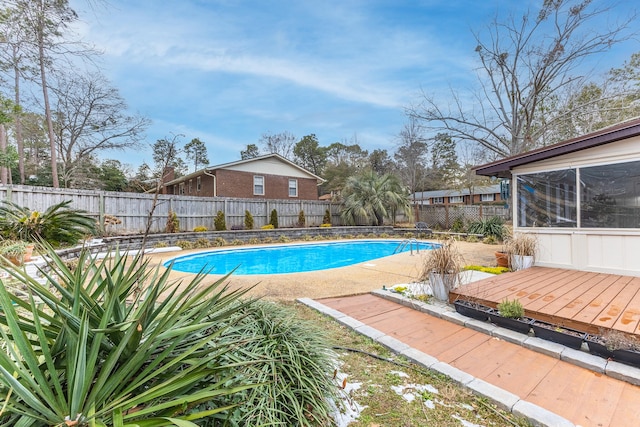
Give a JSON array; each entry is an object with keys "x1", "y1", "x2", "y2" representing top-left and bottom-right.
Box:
[{"x1": 450, "y1": 266, "x2": 640, "y2": 336}]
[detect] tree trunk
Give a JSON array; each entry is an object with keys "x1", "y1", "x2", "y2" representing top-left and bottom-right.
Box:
[
  {"x1": 38, "y1": 40, "x2": 59, "y2": 188},
  {"x1": 0, "y1": 124, "x2": 6, "y2": 184},
  {"x1": 13, "y1": 50, "x2": 25, "y2": 185}
]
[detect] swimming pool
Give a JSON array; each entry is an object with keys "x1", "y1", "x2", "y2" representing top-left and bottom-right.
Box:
[{"x1": 165, "y1": 239, "x2": 437, "y2": 275}]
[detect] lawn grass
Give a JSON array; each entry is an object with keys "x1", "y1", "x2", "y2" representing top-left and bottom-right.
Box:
[{"x1": 288, "y1": 301, "x2": 533, "y2": 427}]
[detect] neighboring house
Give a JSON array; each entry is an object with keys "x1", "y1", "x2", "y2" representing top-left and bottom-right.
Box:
[
  {"x1": 413, "y1": 184, "x2": 505, "y2": 206},
  {"x1": 474, "y1": 118, "x2": 640, "y2": 277},
  {"x1": 161, "y1": 154, "x2": 324, "y2": 200}
]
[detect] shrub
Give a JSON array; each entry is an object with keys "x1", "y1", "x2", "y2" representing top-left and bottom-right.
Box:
[
  {"x1": 0, "y1": 200, "x2": 96, "y2": 247},
  {"x1": 278, "y1": 235, "x2": 290, "y2": 243},
  {"x1": 214, "y1": 210, "x2": 227, "y2": 231},
  {"x1": 0, "y1": 246, "x2": 255, "y2": 425},
  {"x1": 193, "y1": 225, "x2": 208, "y2": 232},
  {"x1": 451, "y1": 217, "x2": 465, "y2": 233},
  {"x1": 322, "y1": 209, "x2": 331, "y2": 225},
  {"x1": 231, "y1": 239, "x2": 244, "y2": 246},
  {"x1": 269, "y1": 209, "x2": 279, "y2": 228},
  {"x1": 212, "y1": 237, "x2": 227, "y2": 247},
  {"x1": 320, "y1": 223, "x2": 331, "y2": 227},
  {"x1": 497, "y1": 298, "x2": 525, "y2": 319},
  {"x1": 194, "y1": 238, "x2": 210, "y2": 248},
  {"x1": 466, "y1": 216, "x2": 506, "y2": 240},
  {"x1": 176, "y1": 239, "x2": 193, "y2": 249},
  {"x1": 202, "y1": 301, "x2": 341, "y2": 426},
  {"x1": 165, "y1": 210, "x2": 180, "y2": 233},
  {"x1": 261, "y1": 224, "x2": 274, "y2": 230},
  {"x1": 153, "y1": 241, "x2": 168, "y2": 248},
  {"x1": 244, "y1": 210, "x2": 254, "y2": 230},
  {"x1": 248, "y1": 238, "x2": 261, "y2": 245},
  {"x1": 297, "y1": 210, "x2": 306, "y2": 227}
]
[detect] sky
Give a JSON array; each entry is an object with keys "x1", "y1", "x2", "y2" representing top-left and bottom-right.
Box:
[{"x1": 68, "y1": 0, "x2": 638, "y2": 173}]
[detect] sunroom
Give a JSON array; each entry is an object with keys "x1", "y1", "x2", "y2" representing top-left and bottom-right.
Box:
[{"x1": 475, "y1": 118, "x2": 640, "y2": 277}]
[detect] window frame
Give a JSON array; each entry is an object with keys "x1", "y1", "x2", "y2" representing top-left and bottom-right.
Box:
[
  {"x1": 288, "y1": 179, "x2": 298, "y2": 197},
  {"x1": 449, "y1": 195, "x2": 463, "y2": 204},
  {"x1": 253, "y1": 175, "x2": 265, "y2": 196}
]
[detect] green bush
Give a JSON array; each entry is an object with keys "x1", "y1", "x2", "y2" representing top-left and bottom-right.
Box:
[
  {"x1": 176, "y1": 239, "x2": 193, "y2": 249},
  {"x1": 297, "y1": 210, "x2": 306, "y2": 227},
  {"x1": 261, "y1": 224, "x2": 274, "y2": 230},
  {"x1": 0, "y1": 200, "x2": 96, "y2": 247},
  {"x1": 497, "y1": 298, "x2": 525, "y2": 319},
  {"x1": 214, "y1": 210, "x2": 227, "y2": 231},
  {"x1": 193, "y1": 225, "x2": 208, "y2": 232},
  {"x1": 451, "y1": 217, "x2": 465, "y2": 233},
  {"x1": 200, "y1": 301, "x2": 341, "y2": 426},
  {"x1": 322, "y1": 209, "x2": 331, "y2": 225},
  {"x1": 0, "y1": 246, "x2": 255, "y2": 426},
  {"x1": 194, "y1": 237, "x2": 210, "y2": 248},
  {"x1": 269, "y1": 209, "x2": 279, "y2": 228},
  {"x1": 165, "y1": 210, "x2": 180, "y2": 233},
  {"x1": 244, "y1": 210, "x2": 254, "y2": 230},
  {"x1": 466, "y1": 216, "x2": 506, "y2": 240}
]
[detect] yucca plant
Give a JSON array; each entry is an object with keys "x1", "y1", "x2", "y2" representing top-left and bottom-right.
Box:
[
  {"x1": 0, "y1": 200, "x2": 96, "y2": 247},
  {"x1": 0, "y1": 245, "x2": 257, "y2": 426}
]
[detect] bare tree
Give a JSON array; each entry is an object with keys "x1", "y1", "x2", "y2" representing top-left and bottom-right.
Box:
[
  {"x1": 394, "y1": 117, "x2": 428, "y2": 201},
  {"x1": 410, "y1": 0, "x2": 636, "y2": 158},
  {"x1": 258, "y1": 131, "x2": 297, "y2": 160},
  {"x1": 52, "y1": 71, "x2": 149, "y2": 187}
]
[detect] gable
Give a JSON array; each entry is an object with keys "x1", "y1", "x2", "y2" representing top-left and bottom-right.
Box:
[{"x1": 222, "y1": 157, "x2": 315, "y2": 179}]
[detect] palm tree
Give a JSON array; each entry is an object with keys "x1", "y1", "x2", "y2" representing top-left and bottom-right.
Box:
[{"x1": 340, "y1": 170, "x2": 411, "y2": 226}]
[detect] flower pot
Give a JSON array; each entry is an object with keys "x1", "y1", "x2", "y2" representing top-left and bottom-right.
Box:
[
  {"x1": 585, "y1": 335, "x2": 640, "y2": 367},
  {"x1": 428, "y1": 272, "x2": 457, "y2": 302},
  {"x1": 495, "y1": 251, "x2": 509, "y2": 268},
  {"x1": 531, "y1": 321, "x2": 585, "y2": 349},
  {"x1": 487, "y1": 309, "x2": 533, "y2": 334},
  {"x1": 453, "y1": 299, "x2": 492, "y2": 321},
  {"x1": 510, "y1": 254, "x2": 534, "y2": 271},
  {"x1": 23, "y1": 244, "x2": 34, "y2": 263}
]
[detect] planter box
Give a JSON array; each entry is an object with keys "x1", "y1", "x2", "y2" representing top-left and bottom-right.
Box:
[
  {"x1": 487, "y1": 310, "x2": 533, "y2": 334},
  {"x1": 531, "y1": 321, "x2": 585, "y2": 349},
  {"x1": 453, "y1": 300, "x2": 492, "y2": 321},
  {"x1": 586, "y1": 335, "x2": 640, "y2": 367}
]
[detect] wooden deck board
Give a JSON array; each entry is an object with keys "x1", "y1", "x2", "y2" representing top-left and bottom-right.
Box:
[{"x1": 451, "y1": 267, "x2": 640, "y2": 336}]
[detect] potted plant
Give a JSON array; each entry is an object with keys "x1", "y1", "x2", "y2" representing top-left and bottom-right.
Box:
[
  {"x1": 504, "y1": 233, "x2": 537, "y2": 270},
  {"x1": 531, "y1": 320, "x2": 586, "y2": 349},
  {"x1": 586, "y1": 329, "x2": 640, "y2": 367},
  {"x1": 488, "y1": 298, "x2": 533, "y2": 334},
  {"x1": 420, "y1": 238, "x2": 463, "y2": 302},
  {"x1": 0, "y1": 240, "x2": 28, "y2": 265}
]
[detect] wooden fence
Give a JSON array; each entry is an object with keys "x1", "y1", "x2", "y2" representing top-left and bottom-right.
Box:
[
  {"x1": 0, "y1": 185, "x2": 341, "y2": 234},
  {"x1": 417, "y1": 204, "x2": 510, "y2": 229}
]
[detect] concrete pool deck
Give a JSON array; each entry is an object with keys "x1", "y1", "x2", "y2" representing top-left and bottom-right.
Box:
[{"x1": 145, "y1": 239, "x2": 498, "y2": 301}]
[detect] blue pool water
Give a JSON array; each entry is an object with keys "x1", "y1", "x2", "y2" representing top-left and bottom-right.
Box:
[{"x1": 165, "y1": 239, "x2": 437, "y2": 275}]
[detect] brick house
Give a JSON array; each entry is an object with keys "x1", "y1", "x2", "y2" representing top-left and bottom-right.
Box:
[
  {"x1": 161, "y1": 153, "x2": 324, "y2": 200},
  {"x1": 413, "y1": 184, "x2": 505, "y2": 206}
]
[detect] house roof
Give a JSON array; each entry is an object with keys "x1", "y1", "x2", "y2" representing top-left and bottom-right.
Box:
[
  {"x1": 163, "y1": 153, "x2": 325, "y2": 186},
  {"x1": 414, "y1": 184, "x2": 500, "y2": 200},
  {"x1": 474, "y1": 117, "x2": 640, "y2": 178}
]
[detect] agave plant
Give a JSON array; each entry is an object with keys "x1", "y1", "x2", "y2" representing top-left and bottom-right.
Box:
[
  {"x1": 0, "y1": 200, "x2": 97, "y2": 247},
  {"x1": 0, "y1": 246, "x2": 256, "y2": 426}
]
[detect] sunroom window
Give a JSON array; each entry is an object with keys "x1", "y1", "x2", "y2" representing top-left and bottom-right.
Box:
[
  {"x1": 516, "y1": 169, "x2": 577, "y2": 227},
  {"x1": 580, "y1": 160, "x2": 640, "y2": 228}
]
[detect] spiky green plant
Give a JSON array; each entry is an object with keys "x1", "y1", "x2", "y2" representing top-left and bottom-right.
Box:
[
  {"x1": 0, "y1": 246, "x2": 256, "y2": 426},
  {"x1": 0, "y1": 200, "x2": 96, "y2": 247},
  {"x1": 466, "y1": 216, "x2": 507, "y2": 241},
  {"x1": 198, "y1": 301, "x2": 341, "y2": 426}
]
